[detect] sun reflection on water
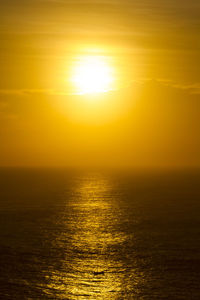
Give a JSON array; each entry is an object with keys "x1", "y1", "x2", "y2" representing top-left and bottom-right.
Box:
[
  {"x1": 46, "y1": 174, "x2": 130, "y2": 299},
  {"x1": 43, "y1": 174, "x2": 144, "y2": 299}
]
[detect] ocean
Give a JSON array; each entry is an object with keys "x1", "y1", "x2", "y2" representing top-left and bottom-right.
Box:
[{"x1": 0, "y1": 168, "x2": 200, "y2": 299}]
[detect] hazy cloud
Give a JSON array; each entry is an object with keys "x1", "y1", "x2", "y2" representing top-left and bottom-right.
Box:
[{"x1": 1, "y1": 79, "x2": 200, "y2": 97}]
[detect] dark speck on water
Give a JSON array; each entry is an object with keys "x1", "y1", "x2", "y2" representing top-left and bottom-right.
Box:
[
  {"x1": 93, "y1": 271, "x2": 105, "y2": 276},
  {"x1": 0, "y1": 168, "x2": 200, "y2": 299}
]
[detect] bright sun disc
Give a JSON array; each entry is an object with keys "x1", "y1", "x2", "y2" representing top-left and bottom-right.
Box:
[{"x1": 71, "y1": 56, "x2": 115, "y2": 95}]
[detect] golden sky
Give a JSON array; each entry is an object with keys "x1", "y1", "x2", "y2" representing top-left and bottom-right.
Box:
[{"x1": 0, "y1": 0, "x2": 200, "y2": 168}]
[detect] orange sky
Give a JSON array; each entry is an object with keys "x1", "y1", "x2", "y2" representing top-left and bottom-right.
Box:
[{"x1": 0, "y1": 0, "x2": 200, "y2": 168}]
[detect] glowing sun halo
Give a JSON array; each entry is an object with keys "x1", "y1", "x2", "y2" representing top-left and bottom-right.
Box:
[{"x1": 71, "y1": 56, "x2": 115, "y2": 95}]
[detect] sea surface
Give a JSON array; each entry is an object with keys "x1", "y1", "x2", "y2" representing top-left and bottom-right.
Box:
[{"x1": 0, "y1": 168, "x2": 200, "y2": 299}]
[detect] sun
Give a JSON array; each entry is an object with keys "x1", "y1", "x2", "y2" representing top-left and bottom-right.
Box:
[{"x1": 71, "y1": 56, "x2": 115, "y2": 95}]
